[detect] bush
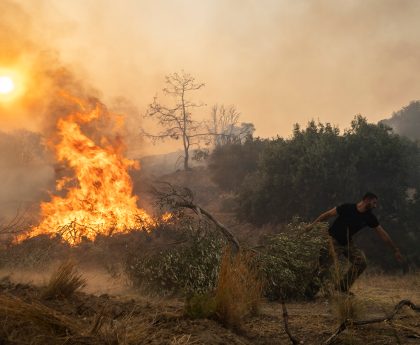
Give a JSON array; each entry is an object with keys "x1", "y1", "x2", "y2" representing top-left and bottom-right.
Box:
[
  {"x1": 126, "y1": 217, "x2": 328, "y2": 301},
  {"x1": 125, "y1": 218, "x2": 226, "y2": 295},
  {"x1": 0, "y1": 235, "x2": 70, "y2": 269},
  {"x1": 255, "y1": 220, "x2": 328, "y2": 300}
]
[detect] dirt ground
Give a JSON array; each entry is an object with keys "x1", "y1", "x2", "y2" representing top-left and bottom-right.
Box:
[
  {"x1": 0, "y1": 270, "x2": 419, "y2": 345},
  {"x1": 250, "y1": 273, "x2": 420, "y2": 345}
]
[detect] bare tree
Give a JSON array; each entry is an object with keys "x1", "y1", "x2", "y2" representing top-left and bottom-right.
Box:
[
  {"x1": 143, "y1": 71, "x2": 207, "y2": 170},
  {"x1": 207, "y1": 105, "x2": 255, "y2": 147}
]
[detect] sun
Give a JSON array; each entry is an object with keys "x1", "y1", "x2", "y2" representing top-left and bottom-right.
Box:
[{"x1": 0, "y1": 76, "x2": 15, "y2": 94}]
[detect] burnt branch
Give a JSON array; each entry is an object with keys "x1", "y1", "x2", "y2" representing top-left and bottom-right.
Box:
[
  {"x1": 324, "y1": 299, "x2": 420, "y2": 345},
  {"x1": 0, "y1": 207, "x2": 31, "y2": 236}
]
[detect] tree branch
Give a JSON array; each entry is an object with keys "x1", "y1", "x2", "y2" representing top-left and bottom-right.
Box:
[{"x1": 151, "y1": 182, "x2": 240, "y2": 252}]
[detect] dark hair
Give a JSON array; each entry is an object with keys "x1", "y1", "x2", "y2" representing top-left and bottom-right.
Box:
[{"x1": 362, "y1": 192, "x2": 378, "y2": 200}]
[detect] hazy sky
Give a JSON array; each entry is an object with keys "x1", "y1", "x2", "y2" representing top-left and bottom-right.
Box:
[{"x1": 3, "y1": 0, "x2": 420, "y2": 155}]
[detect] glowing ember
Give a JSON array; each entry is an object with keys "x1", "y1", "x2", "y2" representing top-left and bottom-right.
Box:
[{"x1": 18, "y1": 94, "x2": 158, "y2": 245}]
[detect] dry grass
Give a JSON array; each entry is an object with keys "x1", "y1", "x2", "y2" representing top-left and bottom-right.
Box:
[
  {"x1": 42, "y1": 260, "x2": 87, "y2": 299},
  {"x1": 330, "y1": 294, "x2": 366, "y2": 323},
  {"x1": 214, "y1": 248, "x2": 263, "y2": 329},
  {"x1": 95, "y1": 313, "x2": 153, "y2": 345},
  {"x1": 170, "y1": 334, "x2": 198, "y2": 345},
  {"x1": 0, "y1": 292, "x2": 86, "y2": 344},
  {"x1": 0, "y1": 292, "x2": 151, "y2": 345}
]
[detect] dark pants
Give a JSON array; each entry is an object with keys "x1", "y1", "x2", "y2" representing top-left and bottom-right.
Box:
[{"x1": 305, "y1": 237, "x2": 367, "y2": 298}]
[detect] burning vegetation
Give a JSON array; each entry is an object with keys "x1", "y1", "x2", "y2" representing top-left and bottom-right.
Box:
[{"x1": 17, "y1": 93, "x2": 161, "y2": 246}]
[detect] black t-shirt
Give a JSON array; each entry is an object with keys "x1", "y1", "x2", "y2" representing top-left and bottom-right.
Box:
[{"x1": 328, "y1": 203, "x2": 379, "y2": 245}]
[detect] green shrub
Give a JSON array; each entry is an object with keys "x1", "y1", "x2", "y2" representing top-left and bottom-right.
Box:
[
  {"x1": 255, "y1": 219, "x2": 328, "y2": 299},
  {"x1": 126, "y1": 216, "x2": 327, "y2": 300},
  {"x1": 125, "y1": 218, "x2": 225, "y2": 295}
]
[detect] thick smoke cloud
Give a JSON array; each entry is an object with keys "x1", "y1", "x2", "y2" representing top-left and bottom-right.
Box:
[{"x1": 24, "y1": 0, "x2": 420, "y2": 145}]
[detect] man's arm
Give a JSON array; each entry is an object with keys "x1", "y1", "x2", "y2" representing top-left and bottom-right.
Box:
[
  {"x1": 374, "y1": 225, "x2": 403, "y2": 262},
  {"x1": 306, "y1": 207, "x2": 337, "y2": 232}
]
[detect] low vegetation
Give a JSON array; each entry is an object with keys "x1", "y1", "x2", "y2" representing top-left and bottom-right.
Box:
[
  {"x1": 207, "y1": 116, "x2": 420, "y2": 269},
  {"x1": 42, "y1": 261, "x2": 87, "y2": 299},
  {"x1": 214, "y1": 249, "x2": 262, "y2": 328},
  {"x1": 0, "y1": 293, "x2": 84, "y2": 345},
  {"x1": 125, "y1": 217, "x2": 226, "y2": 295},
  {"x1": 185, "y1": 248, "x2": 262, "y2": 330}
]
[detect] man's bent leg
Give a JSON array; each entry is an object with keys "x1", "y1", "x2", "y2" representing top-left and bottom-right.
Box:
[{"x1": 338, "y1": 245, "x2": 367, "y2": 293}]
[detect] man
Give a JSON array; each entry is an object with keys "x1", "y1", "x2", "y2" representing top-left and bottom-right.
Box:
[{"x1": 304, "y1": 192, "x2": 403, "y2": 298}]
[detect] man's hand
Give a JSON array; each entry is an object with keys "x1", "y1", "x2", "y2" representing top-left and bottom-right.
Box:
[{"x1": 375, "y1": 226, "x2": 404, "y2": 263}]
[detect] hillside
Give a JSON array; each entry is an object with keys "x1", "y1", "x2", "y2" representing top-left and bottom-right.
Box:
[
  {"x1": 380, "y1": 101, "x2": 420, "y2": 141},
  {"x1": 0, "y1": 271, "x2": 419, "y2": 344}
]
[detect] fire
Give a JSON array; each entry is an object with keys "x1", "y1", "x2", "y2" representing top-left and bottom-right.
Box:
[{"x1": 18, "y1": 93, "x2": 158, "y2": 245}]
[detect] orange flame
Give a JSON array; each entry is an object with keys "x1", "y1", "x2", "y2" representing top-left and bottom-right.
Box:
[{"x1": 18, "y1": 94, "x2": 159, "y2": 245}]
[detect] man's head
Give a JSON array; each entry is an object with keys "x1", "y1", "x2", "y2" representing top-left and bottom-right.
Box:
[{"x1": 362, "y1": 192, "x2": 378, "y2": 210}]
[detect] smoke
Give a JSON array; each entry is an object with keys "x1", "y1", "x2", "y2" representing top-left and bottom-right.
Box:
[
  {"x1": 19, "y1": 0, "x2": 420, "y2": 143},
  {"x1": 2, "y1": 0, "x2": 420, "y2": 218},
  {"x1": 0, "y1": 0, "x2": 53, "y2": 217},
  {"x1": 6, "y1": 0, "x2": 420, "y2": 154},
  {"x1": 0, "y1": 1, "x2": 145, "y2": 220},
  {"x1": 0, "y1": 130, "x2": 54, "y2": 219}
]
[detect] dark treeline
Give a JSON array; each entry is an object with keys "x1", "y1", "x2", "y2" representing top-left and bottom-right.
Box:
[{"x1": 209, "y1": 115, "x2": 420, "y2": 269}]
